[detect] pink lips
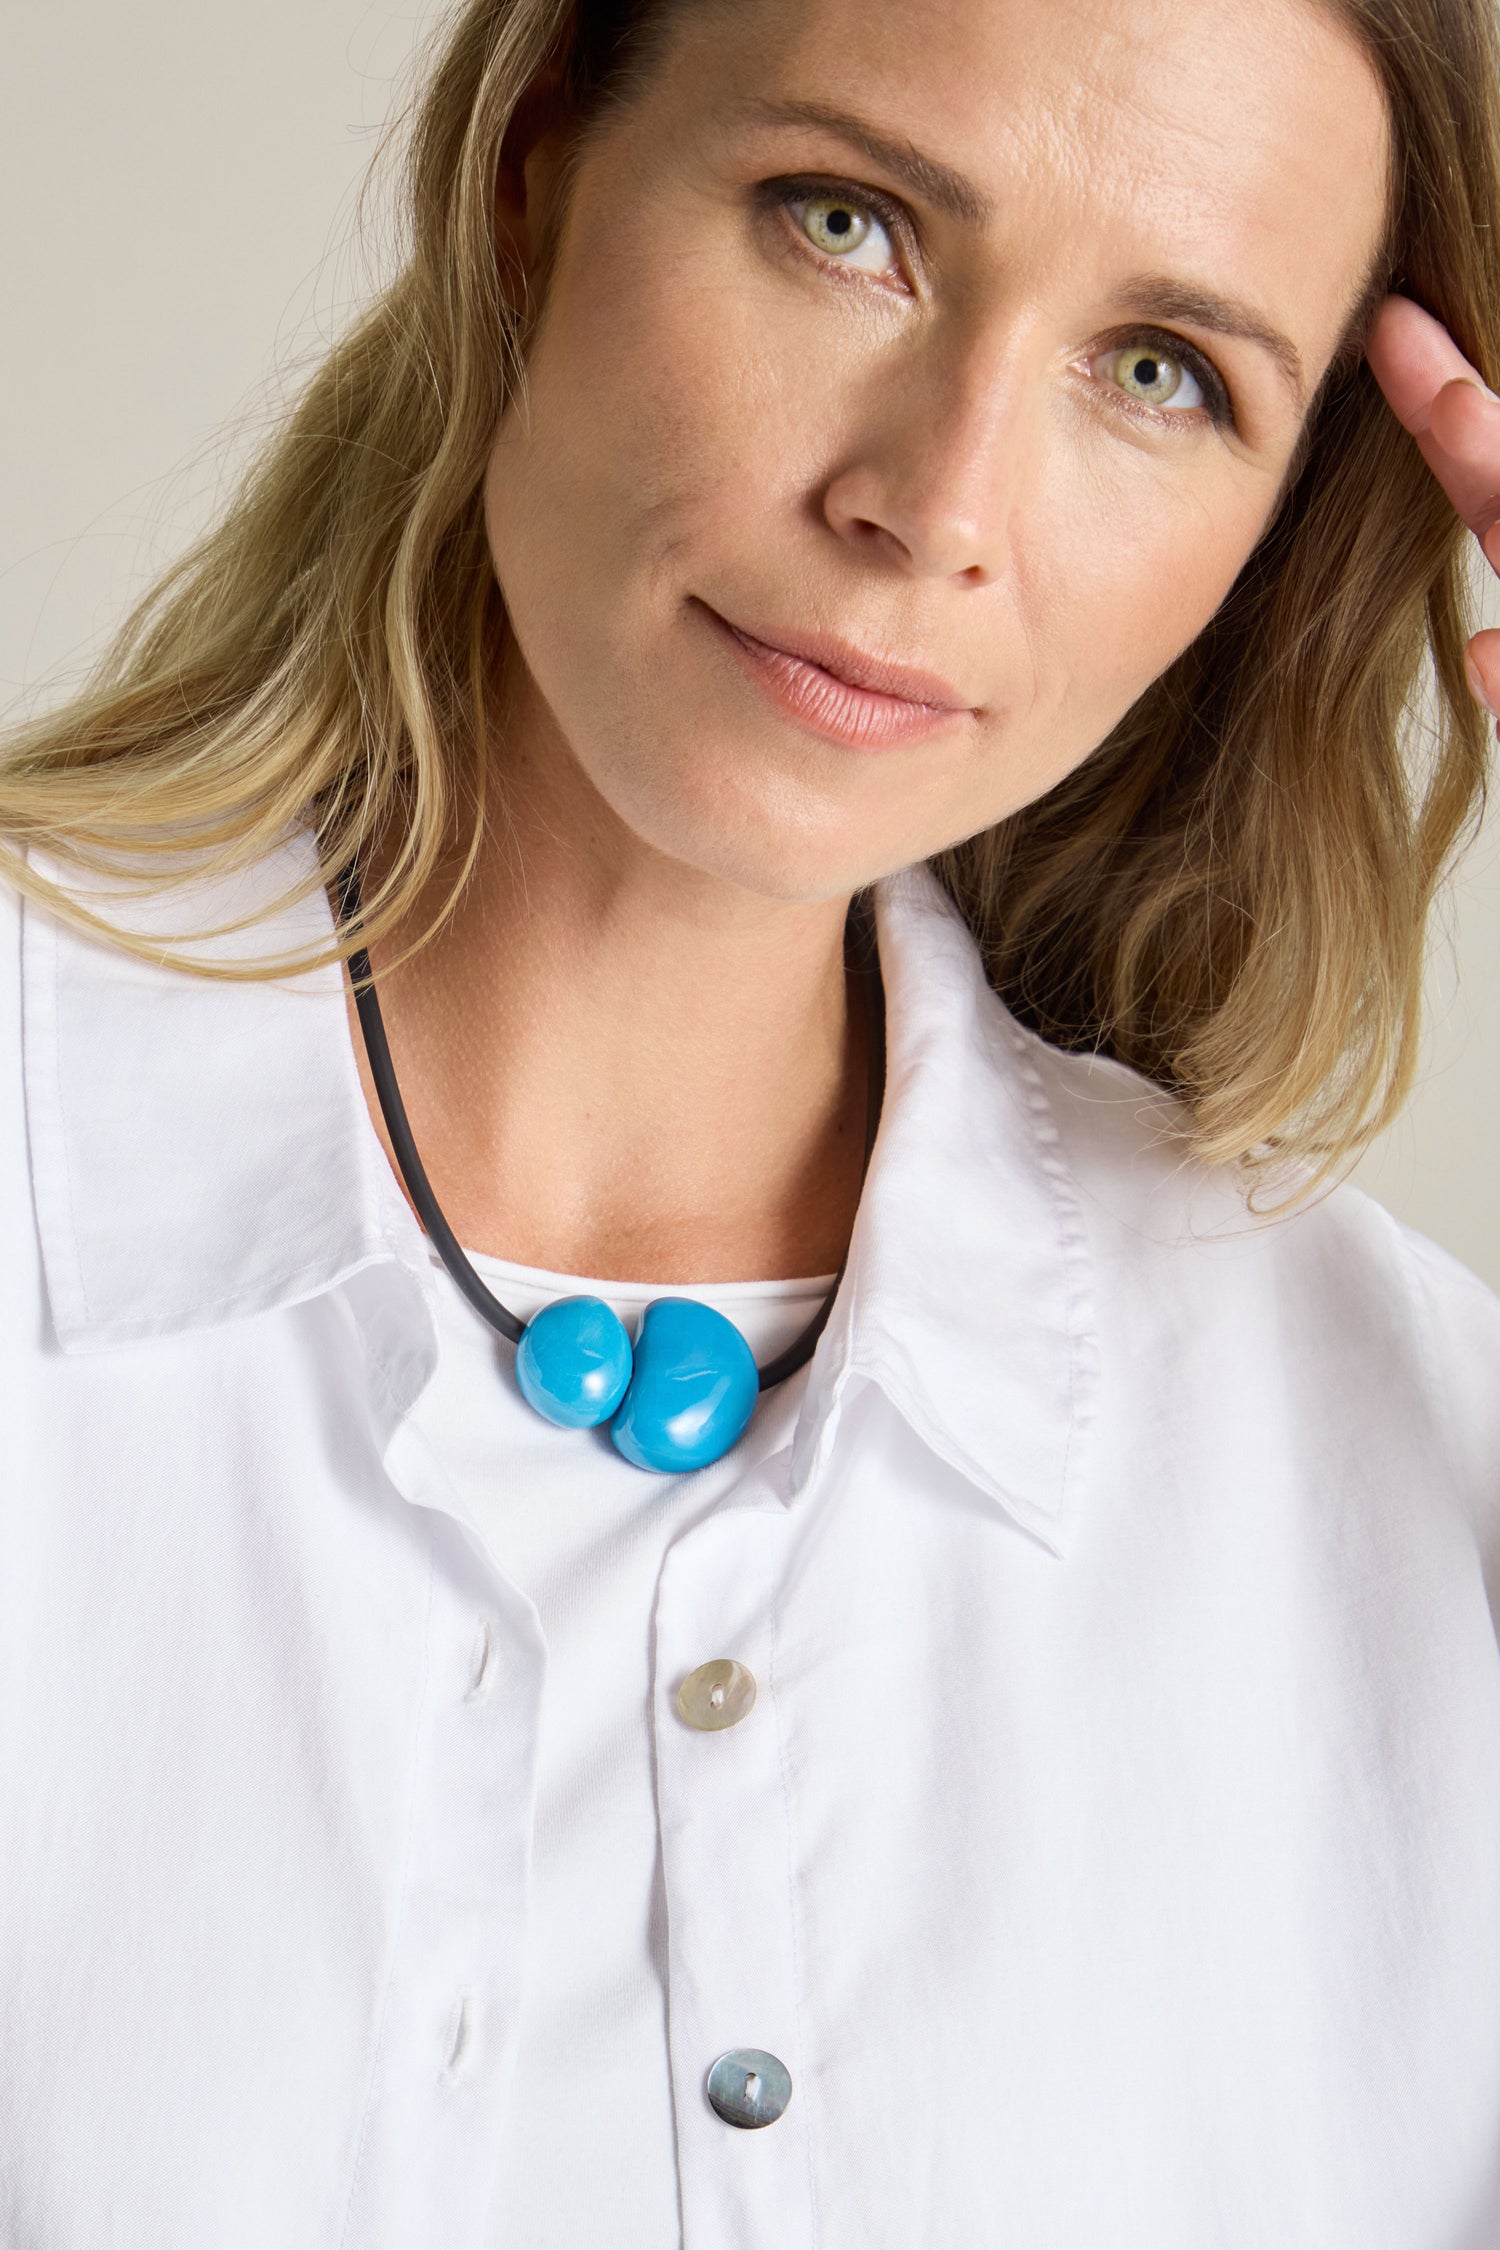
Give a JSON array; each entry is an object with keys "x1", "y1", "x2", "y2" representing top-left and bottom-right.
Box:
[{"x1": 700, "y1": 603, "x2": 975, "y2": 749}]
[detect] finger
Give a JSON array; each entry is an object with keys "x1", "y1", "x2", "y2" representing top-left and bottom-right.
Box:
[
  {"x1": 1364, "y1": 294, "x2": 1484, "y2": 433},
  {"x1": 1365, "y1": 294, "x2": 1500, "y2": 542},
  {"x1": 1425, "y1": 378, "x2": 1500, "y2": 543},
  {"x1": 1465, "y1": 626, "x2": 1500, "y2": 722}
]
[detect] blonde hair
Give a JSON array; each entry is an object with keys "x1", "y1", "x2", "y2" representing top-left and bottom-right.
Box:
[{"x1": 2, "y1": 0, "x2": 1498, "y2": 1193}]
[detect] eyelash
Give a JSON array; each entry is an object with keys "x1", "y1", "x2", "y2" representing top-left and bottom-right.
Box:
[
  {"x1": 1099, "y1": 328, "x2": 1234, "y2": 432},
  {"x1": 754, "y1": 172, "x2": 915, "y2": 281},
  {"x1": 753, "y1": 174, "x2": 1237, "y2": 434}
]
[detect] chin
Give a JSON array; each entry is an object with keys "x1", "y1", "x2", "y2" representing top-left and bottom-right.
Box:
[{"x1": 593, "y1": 751, "x2": 913, "y2": 903}]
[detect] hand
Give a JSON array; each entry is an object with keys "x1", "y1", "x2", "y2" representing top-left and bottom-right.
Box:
[{"x1": 1365, "y1": 293, "x2": 1500, "y2": 722}]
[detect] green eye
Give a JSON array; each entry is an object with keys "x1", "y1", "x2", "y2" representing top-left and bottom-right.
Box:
[
  {"x1": 798, "y1": 196, "x2": 873, "y2": 257},
  {"x1": 1111, "y1": 343, "x2": 1204, "y2": 412}
]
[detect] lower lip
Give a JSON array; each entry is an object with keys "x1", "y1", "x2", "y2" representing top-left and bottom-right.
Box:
[{"x1": 704, "y1": 609, "x2": 969, "y2": 750}]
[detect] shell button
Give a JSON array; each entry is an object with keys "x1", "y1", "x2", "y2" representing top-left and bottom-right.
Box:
[
  {"x1": 706, "y1": 2048, "x2": 793, "y2": 2128},
  {"x1": 677, "y1": 1657, "x2": 757, "y2": 1731}
]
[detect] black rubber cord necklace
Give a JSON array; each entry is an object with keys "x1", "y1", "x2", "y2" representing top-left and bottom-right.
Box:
[{"x1": 338, "y1": 860, "x2": 886, "y2": 1473}]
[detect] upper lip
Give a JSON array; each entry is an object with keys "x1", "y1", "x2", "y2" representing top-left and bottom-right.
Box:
[{"x1": 705, "y1": 604, "x2": 976, "y2": 712}]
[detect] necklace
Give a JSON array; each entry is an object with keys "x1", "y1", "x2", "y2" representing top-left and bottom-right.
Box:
[{"x1": 338, "y1": 863, "x2": 886, "y2": 1474}]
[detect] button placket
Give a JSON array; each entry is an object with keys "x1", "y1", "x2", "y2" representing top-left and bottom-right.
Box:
[
  {"x1": 654, "y1": 1497, "x2": 814, "y2": 2248},
  {"x1": 342, "y1": 1459, "x2": 547, "y2": 2250}
]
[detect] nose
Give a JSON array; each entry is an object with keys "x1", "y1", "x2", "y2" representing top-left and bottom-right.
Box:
[{"x1": 821, "y1": 327, "x2": 1033, "y2": 586}]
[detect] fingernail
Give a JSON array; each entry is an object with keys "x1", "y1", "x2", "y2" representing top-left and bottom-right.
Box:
[{"x1": 1465, "y1": 653, "x2": 1498, "y2": 718}]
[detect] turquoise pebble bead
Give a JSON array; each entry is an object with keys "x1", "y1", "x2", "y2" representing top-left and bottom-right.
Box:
[
  {"x1": 515, "y1": 1295, "x2": 633, "y2": 1429},
  {"x1": 610, "y1": 1297, "x2": 759, "y2": 1473}
]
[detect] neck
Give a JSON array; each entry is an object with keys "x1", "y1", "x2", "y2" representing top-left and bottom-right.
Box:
[{"x1": 346, "y1": 727, "x2": 871, "y2": 1287}]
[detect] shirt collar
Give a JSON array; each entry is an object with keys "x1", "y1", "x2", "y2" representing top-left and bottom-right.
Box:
[
  {"x1": 22, "y1": 836, "x2": 417, "y2": 1349},
  {"x1": 24, "y1": 842, "x2": 1097, "y2": 1557},
  {"x1": 786, "y1": 867, "x2": 1098, "y2": 1557}
]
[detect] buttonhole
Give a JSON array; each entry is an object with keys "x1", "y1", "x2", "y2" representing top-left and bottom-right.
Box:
[
  {"x1": 465, "y1": 1620, "x2": 493, "y2": 1702},
  {"x1": 441, "y1": 1992, "x2": 473, "y2": 2081}
]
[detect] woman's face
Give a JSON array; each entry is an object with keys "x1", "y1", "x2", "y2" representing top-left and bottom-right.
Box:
[{"x1": 483, "y1": 0, "x2": 1391, "y2": 901}]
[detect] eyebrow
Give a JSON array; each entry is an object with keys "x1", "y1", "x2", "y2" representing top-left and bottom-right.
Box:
[
  {"x1": 738, "y1": 97, "x2": 995, "y2": 228},
  {"x1": 737, "y1": 99, "x2": 1309, "y2": 409},
  {"x1": 1112, "y1": 276, "x2": 1308, "y2": 407}
]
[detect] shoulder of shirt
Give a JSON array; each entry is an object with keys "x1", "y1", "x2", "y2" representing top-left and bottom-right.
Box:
[
  {"x1": 1015, "y1": 1007, "x2": 1494, "y2": 1298},
  {"x1": 1009, "y1": 1004, "x2": 1500, "y2": 1486},
  {"x1": 1, "y1": 864, "x2": 21, "y2": 1084},
  {"x1": 0, "y1": 872, "x2": 31, "y2": 1279}
]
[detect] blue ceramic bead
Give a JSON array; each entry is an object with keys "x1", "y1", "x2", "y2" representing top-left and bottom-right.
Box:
[
  {"x1": 515, "y1": 1295, "x2": 633, "y2": 1429},
  {"x1": 610, "y1": 1296, "x2": 760, "y2": 1473}
]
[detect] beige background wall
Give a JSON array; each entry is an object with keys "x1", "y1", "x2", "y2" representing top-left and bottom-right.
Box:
[{"x1": 5, "y1": 0, "x2": 1499, "y2": 1286}]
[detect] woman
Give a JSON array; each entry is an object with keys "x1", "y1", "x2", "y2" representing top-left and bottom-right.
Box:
[{"x1": 3, "y1": 0, "x2": 1500, "y2": 2239}]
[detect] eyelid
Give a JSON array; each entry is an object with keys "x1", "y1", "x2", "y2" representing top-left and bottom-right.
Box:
[
  {"x1": 1101, "y1": 325, "x2": 1235, "y2": 429},
  {"x1": 755, "y1": 172, "x2": 919, "y2": 278}
]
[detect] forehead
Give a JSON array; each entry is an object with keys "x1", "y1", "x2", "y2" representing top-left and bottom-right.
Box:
[{"x1": 693, "y1": 0, "x2": 1391, "y2": 362}]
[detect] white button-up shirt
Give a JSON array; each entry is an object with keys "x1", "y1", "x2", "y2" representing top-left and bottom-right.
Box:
[{"x1": 5, "y1": 839, "x2": 1500, "y2": 2250}]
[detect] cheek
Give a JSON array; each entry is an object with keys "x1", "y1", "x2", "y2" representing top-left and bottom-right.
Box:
[
  {"x1": 1013, "y1": 450, "x2": 1275, "y2": 750},
  {"x1": 931, "y1": 452, "x2": 1282, "y2": 841},
  {"x1": 492, "y1": 214, "x2": 845, "y2": 607}
]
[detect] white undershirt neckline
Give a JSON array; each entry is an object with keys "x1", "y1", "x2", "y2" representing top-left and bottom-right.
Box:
[{"x1": 451, "y1": 1244, "x2": 842, "y2": 1361}]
